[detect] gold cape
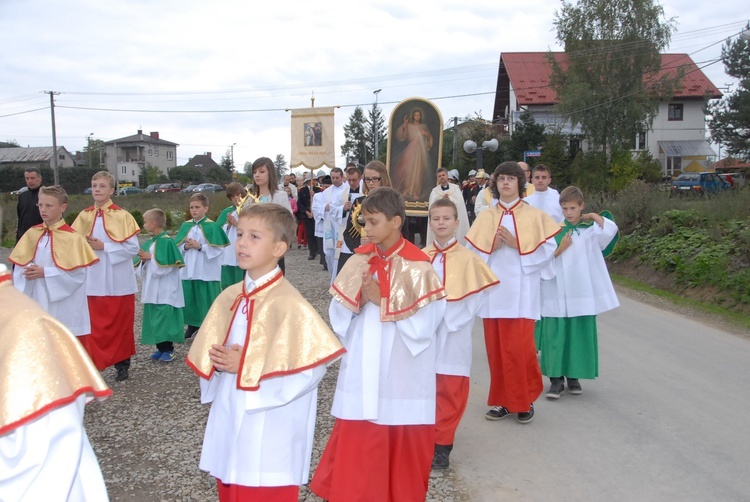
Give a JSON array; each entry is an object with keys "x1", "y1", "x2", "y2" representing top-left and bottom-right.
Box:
[
  {"x1": 71, "y1": 199, "x2": 140, "y2": 243},
  {"x1": 465, "y1": 200, "x2": 561, "y2": 255},
  {"x1": 9, "y1": 219, "x2": 99, "y2": 271},
  {"x1": 186, "y1": 271, "x2": 345, "y2": 390},
  {"x1": 330, "y1": 237, "x2": 446, "y2": 322},
  {"x1": 423, "y1": 240, "x2": 499, "y2": 302},
  {"x1": 0, "y1": 270, "x2": 111, "y2": 436}
]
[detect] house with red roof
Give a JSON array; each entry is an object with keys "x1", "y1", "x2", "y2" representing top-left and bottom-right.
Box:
[{"x1": 492, "y1": 52, "x2": 721, "y2": 176}]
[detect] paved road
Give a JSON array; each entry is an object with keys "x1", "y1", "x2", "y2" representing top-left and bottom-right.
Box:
[{"x1": 453, "y1": 294, "x2": 750, "y2": 501}]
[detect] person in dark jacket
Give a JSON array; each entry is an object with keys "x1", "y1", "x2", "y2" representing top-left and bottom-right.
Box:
[
  {"x1": 16, "y1": 167, "x2": 43, "y2": 242},
  {"x1": 297, "y1": 175, "x2": 321, "y2": 260}
]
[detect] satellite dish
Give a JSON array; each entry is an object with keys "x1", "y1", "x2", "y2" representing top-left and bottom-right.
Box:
[
  {"x1": 463, "y1": 140, "x2": 477, "y2": 154},
  {"x1": 482, "y1": 138, "x2": 499, "y2": 152}
]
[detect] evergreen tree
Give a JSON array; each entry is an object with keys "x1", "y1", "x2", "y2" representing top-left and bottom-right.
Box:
[
  {"x1": 341, "y1": 107, "x2": 369, "y2": 167},
  {"x1": 539, "y1": 131, "x2": 573, "y2": 187},
  {"x1": 709, "y1": 24, "x2": 750, "y2": 160},
  {"x1": 220, "y1": 149, "x2": 233, "y2": 173},
  {"x1": 364, "y1": 103, "x2": 387, "y2": 162},
  {"x1": 274, "y1": 154, "x2": 288, "y2": 180},
  {"x1": 509, "y1": 111, "x2": 546, "y2": 162}
]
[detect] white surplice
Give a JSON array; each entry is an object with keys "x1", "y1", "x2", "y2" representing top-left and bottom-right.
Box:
[
  {"x1": 86, "y1": 214, "x2": 139, "y2": 297},
  {"x1": 525, "y1": 188, "x2": 564, "y2": 222},
  {"x1": 179, "y1": 222, "x2": 224, "y2": 282}
]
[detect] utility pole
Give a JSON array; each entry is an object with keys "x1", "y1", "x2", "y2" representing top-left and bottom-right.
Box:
[
  {"x1": 452, "y1": 117, "x2": 458, "y2": 167},
  {"x1": 373, "y1": 89, "x2": 381, "y2": 159},
  {"x1": 45, "y1": 91, "x2": 60, "y2": 184}
]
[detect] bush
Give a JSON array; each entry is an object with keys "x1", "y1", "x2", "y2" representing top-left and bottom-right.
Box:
[
  {"x1": 64, "y1": 211, "x2": 78, "y2": 226},
  {"x1": 130, "y1": 209, "x2": 144, "y2": 229}
]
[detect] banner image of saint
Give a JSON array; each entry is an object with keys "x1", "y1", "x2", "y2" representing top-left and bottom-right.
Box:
[
  {"x1": 387, "y1": 98, "x2": 443, "y2": 209},
  {"x1": 305, "y1": 122, "x2": 322, "y2": 146}
]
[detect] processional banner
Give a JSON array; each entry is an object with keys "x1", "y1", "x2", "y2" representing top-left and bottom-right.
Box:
[{"x1": 290, "y1": 107, "x2": 336, "y2": 169}]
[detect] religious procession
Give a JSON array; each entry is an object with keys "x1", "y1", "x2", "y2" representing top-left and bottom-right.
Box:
[{"x1": 3, "y1": 97, "x2": 620, "y2": 502}]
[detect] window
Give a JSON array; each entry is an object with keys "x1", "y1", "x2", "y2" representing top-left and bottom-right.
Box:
[
  {"x1": 668, "y1": 103, "x2": 683, "y2": 121},
  {"x1": 154, "y1": 147, "x2": 159, "y2": 157},
  {"x1": 666, "y1": 156, "x2": 682, "y2": 176},
  {"x1": 632, "y1": 132, "x2": 647, "y2": 150},
  {"x1": 148, "y1": 149, "x2": 152, "y2": 156},
  {"x1": 59, "y1": 154, "x2": 65, "y2": 160},
  {"x1": 121, "y1": 166, "x2": 126, "y2": 174},
  {"x1": 166, "y1": 151, "x2": 173, "y2": 160}
]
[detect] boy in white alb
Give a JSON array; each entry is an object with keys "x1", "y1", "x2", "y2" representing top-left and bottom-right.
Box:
[
  {"x1": 524, "y1": 164, "x2": 563, "y2": 222},
  {"x1": 423, "y1": 198, "x2": 498, "y2": 470},
  {"x1": 311, "y1": 187, "x2": 447, "y2": 502},
  {"x1": 174, "y1": 193, "x2": 229, "y2": 338},
  {"x1": 71, "y1": 171, "x2": 141, "y2": 382},
  {"x1": 538, "y1": 186, "x2": 619, "y2": 398},
  {"x1": 135, "y1": 209, "x2": 185, "y2": 363},
  {"x1": 216, "y1": 182, "x2": 247, "y2": 290},
  {"x1": 10, "y1": 185, "x2": 99, "y2": 338},
  {"x1": 187, "y1": 204, "x2": 343, "y2": 501}
]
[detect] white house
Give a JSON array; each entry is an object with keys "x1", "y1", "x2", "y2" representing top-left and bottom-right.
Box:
[
  {"x1": 492, "y1": 52, "x2": 722, "y2": 176},
  {"x1": 103, "y1": 130, "x2": 178, "y2": 185}
]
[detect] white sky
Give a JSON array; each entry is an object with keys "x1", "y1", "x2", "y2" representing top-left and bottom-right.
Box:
[{"x1": 0, "y1": 0, "x2": 747, "y2": 170}]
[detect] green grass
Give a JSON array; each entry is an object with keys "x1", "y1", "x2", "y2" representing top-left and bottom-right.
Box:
[{"x1": 612, "y1": 273, "x2": 750, "y2": 331}]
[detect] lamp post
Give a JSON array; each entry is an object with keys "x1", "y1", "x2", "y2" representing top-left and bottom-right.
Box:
[
  {"x1": 463, "y1": 138, "x2": 499, "y2": 171},
  {"x1": 86, "y1": 133, "x2": 94, "y2": 168},
  {"x1": 231, "y1": 143, "x2": 236, "y2": 171},
  {"x1": 373, "y1": 89, "x2": 382, "y2": 159}
]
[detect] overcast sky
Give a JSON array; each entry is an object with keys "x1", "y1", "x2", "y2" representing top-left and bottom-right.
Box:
[{"x1": 0, "y1": 0, "x2": 747, "y2": 172}]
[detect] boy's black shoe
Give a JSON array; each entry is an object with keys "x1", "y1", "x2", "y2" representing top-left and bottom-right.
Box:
[
  {"x1": 546, "y1": 377, "x2": 565, "y2": 399},
  {"x1": 485, "y1": 406, "x2": 510, "y2": 421},
  {"x1": 567, "y1": 378, "x2": 583, "y2": 395},
  {"x1": 115, "y1": 368, "x2": 129, "y2": 382},
  {"x1": 517, "y1": 404, "x2": 534, "y2": 424},
  {"x1": 432, "y1": 444, "x2": 453, "y2": 470},
  {"x1": 307, "y1": 255, "x2": 316, "y2": 260}
]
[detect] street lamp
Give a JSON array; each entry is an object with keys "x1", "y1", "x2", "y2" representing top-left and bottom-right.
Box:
[
  {"x1": 87, "y1": 133, "x2": 94, "y2": 168},
  {"x1": 463, "y1": 138, "x2": 499, "y2": 171},
  {"x1": 373, "y1": 89, "x2": 382, "y2": 159}
]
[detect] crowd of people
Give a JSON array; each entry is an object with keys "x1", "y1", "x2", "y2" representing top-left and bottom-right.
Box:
[{"x1": 2, "y1": 159, "x2": 620, "y2": 501}]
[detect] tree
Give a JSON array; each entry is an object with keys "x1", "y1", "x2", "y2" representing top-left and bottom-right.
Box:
[
  {"x1": 83, "y1": 139, "x2": 104, "y2": 169},
  {"x1": 538, "y1": 130, "x2": 573, "y2": 186},
  {"x1": 0, "y1": 140, "x2": 20, "y2": 148},
  {"x1": 365, "y1": 104, "x2": 387, "y2": 163},
  {"x1": 243, "y1": 161, "x2": 253, "y2": 178},
  {"x1": 206, "y1": 166, "x2": 232, "y2": 183},
  {"x1": 220, "y1": 149, "x2": 233, "y2": 173},
  {"x1": 709, "y1": 24, "x2": 750, "y2": 161},
  {"x1": 341, "y1": 107, "x2": 369, "y2": 167},
  {"x1": 549, "y1": 0, "x2": 677, "y2": 159},
  {"x1": 509, "y1": 111, "x2": 546, "y2": 162},
  {"x1": 168, "y1": 166, "x2": 203, "y2": 184},
  {"x1": 274, "y1": 154, "x2": 288, "y2": 180}
]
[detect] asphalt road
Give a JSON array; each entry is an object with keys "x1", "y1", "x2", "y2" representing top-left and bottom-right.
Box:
[{"x1": 453, "y1": 295, "x2": 750, "y2": 501}]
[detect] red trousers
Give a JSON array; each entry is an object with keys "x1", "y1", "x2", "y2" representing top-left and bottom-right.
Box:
[
  {"x1": 483, "y1": 318, "x2": 542, "y2": 413},
  {"x1": 310, "y1": 419, "x2": 434, "y2": 502},
  {"x1": 435, "y1": 374, "x2": 470, "y2": 445},
  {"x1": 216, "y1": 481, "x2": 298, "y2": 502},
  {"x1": 297, "y1": 220, "x2": 307, "y2": 246},
  {"x1": 80, "y1": 295, "x2": 136, "y2": 370}
]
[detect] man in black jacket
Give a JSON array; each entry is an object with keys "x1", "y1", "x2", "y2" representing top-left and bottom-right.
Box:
[
  {"x1": 297, "y1": 175, "x2": 321, "y2": 260},
  {"x1": 16, "y1": 167, "x2": 43, "y2": 242}
]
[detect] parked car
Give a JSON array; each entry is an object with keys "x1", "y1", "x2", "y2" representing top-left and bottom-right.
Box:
[
  {"x1": 10, "y1": 186, "x2": 29, "y2": 195},
  {"x1": 144, "y1": 184, "x2": 161, "y2": 193},
  {"x1": 670, "y1": 172, "x2": 729, "y2": 196},
  {"x1": 718, "y1": 172, "x2": 746, "y2": 188},
  {"x1": 83, "y1": 187, "x2": 93, "y2": 195},
  {"x1": 192, "y1": 183, "x2": 224, "y2": 193},
  {"x1": 181, "y1": 184, "x2": 198, "y2": 193},
  {"x1": 118, "y1": 186, "x2": 143, "y2": 196},
  {"x1": 155, "y1": 183, "x2": 181, "y2": 193}
]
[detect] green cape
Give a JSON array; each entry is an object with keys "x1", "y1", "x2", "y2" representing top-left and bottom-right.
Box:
[
  {"x1": 555, "y1": 210, "x2": 619, "y2": 257},
  {"x1": 215, "y1": 206, "x2": 236, "y2": 227},
  {"x1": 174, "y1": 217, "x2": 230, "y2": 248},
  {"x1": 134, "y1": 232, "x2": 185, "y2": 267}
]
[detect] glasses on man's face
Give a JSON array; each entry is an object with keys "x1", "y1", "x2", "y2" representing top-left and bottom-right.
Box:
[{"x1": 364, "y1": 177, "x2": 381, "y2": 183}]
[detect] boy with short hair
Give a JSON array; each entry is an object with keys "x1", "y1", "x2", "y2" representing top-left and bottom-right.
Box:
[
  {"x1": 524, "y1": 164, "x2": 563, "y2": 222},
  {"x1": 216, "y1": 182, "x2": 247, "y2": 290},
  {"x1": 10, "y1": 185, "x2": 99, "y2": 338},
  {"x1": 465, "y1": 161, "x2": 560, "y2": 424},
  {"x1": 310, "y1": 187, "x2": 447, "y2": 502},
  {"x1": 72, "y1": 171, "x2": 141, "y2": 382},
  {"x1": 187, "y1": 203, "x2": 344, "y2": 501},
  {"x1": 423, "y1": 198, "x2": 499, "y2": 470},
  {"x1": 538, "y1": 186, "x2": 619, "y2": 398},
  {"x1": 175, "y1": 193, "x2": 230, "y2": 339},
  {"x1": 135, "y1": 208, "x2": 186, "y2": 363}
]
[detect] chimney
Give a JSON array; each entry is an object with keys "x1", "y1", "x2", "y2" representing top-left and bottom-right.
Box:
[
  {"x1": 150, "y1": 131, "x2": 159, "y2": 140},
  {"x1": 206, "y1": 152, "x2": 212, "y2": 159},
  {"x1": 137, "y1": 129, "x2": 142, "y2": 135}
]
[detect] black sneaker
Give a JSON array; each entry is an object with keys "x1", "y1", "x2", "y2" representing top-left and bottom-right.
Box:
[
  {"x1": 485, "y1": 406, "x2": 510, "y2": 421},
  {"x1": 546, "y1": 377, "x2": 565, "y2": 399},
  {"x1": 517, "y1": 404, "x2": 535, "y2": 424},
  {"x1": 432, "y1": 444, "x2": 452, "y2": 470},
  {"x1": 115, "y1": 368, "x2": 129, "y2": 382},
  {"x1": 567, "y1": 378, "x2": 583, "y2": 395}
]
